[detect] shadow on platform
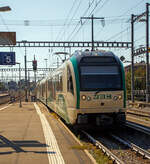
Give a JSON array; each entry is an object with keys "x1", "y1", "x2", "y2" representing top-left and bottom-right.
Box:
[{"x1": 0, "y1": 135, "x2": 55, "y2": 155}]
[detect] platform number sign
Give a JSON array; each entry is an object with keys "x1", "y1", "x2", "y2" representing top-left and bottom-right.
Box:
[{"x1": 0, "y1": 52, "x2": 16, "y2": 65}]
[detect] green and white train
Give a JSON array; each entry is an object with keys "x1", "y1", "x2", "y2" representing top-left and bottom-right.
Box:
[{"x1": 36, "y1": 50, "x2": 126, "y2": 127}]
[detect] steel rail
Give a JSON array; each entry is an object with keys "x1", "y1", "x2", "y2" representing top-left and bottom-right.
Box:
[
  {"x1": 81, "y1": 130, "x2": 125, "y2": 164},
  {"x1": 110, "y1": 133, "x2": 150, "y2": 160},
  {"x1": 127, "y1": 110, "x2": 150, "y2": 118},
  {"x1": 126, "y1": 121, "x2": 150, "y2": 136}
]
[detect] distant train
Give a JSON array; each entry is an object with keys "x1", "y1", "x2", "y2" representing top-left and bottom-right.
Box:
[
  {"x1": 7, "y1": 81, "x2": 23, "y2": 102},
  {"x1": 36, "y1": 50, "x2": 126, "y2": 127}
]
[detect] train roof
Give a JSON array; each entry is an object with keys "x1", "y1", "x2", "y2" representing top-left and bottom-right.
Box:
[
  {"x1": 70, "y1": 50, "x2": 120, "y2": 63},
  {"x1": 36, "y1": 50, "x2": 121, "y2": 86},
  {"x1": 71, "y1": 50, "x2": 118, "y2": 59}
]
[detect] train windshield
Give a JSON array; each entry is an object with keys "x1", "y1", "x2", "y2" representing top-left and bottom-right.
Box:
[{"x1": 80, "y1": 65, "x2": 122, "y2": 91}]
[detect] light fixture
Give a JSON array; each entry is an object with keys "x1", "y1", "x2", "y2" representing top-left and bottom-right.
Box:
[{"x1": 0, "y1": 6, "x2": 11, "y2": 12}]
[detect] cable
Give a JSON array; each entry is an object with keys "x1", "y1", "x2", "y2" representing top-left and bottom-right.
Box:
[
  {"x1": 58, "y1": 0, "x2": 82, "y2": 41},
  {"x1": 0, "y1": 14, "x2": 9, "y2": 31},
  {"x1": 69, "y1": 0, "x2": 112, "y2": 41},
  {"x1": 55, "y1": 0, "x2": 79, "y2": 41},
  {"x1": 66, "y1": 0, "x2": 100, "y2": 41},
  {"x1": 120, "y1": 0, "x2": 145, "y2": 16},
  {"x1": 104, "y1": 0, "x2": 147, "y2": 42}
]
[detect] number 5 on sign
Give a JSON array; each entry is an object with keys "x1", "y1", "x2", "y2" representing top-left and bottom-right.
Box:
[
  {"x1": 5, "y1": 55, "x2": 11, "y2": 64},
  {"x1": 0, "y1": 52, "x2": 15, "y2": 65}
]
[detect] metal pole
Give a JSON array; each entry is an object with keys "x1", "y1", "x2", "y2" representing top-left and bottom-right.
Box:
[
  {"x1": 81, "y1": 16, "x2": 104, "y2": 51},
  {"x1": 28, "y1": 70, "x2": 30, "y2": 97},
  {"x1": 19, "y1": 63, "x2": 22, "y2": 107},
  {"x1": 131, "y1": 14, "x2": 135, "y2": 102},
  {"x1": 46, "y1": 80, "x2": 47, "y2": 105},
  {"x1": 2, "y1": 70, "x2": 3, "y2": 82},
  {"x1": 34, "y1": 70, "x2": 36, "y2": 102},
  {"x1": 146, "y1": 3, "x2": 150, "y2": 102},
  {"x1": 34, "y1": 71, "x2": 36, "y2": 83},
  {"x1": 44, "y1": 58, "x2": 48, "y2": 73},
  {"x1": 57, "y1": 57, "x2": 59, "y2": 68},
  {"x1": 92, "y1": 14, "x2": 94, "y2": 51},
  {"x1": 11, "y1": 69, "x2": 13, "y2": 81},
  {"x1": 24, "y1": 46, "x2": 28, "y2": 102}
]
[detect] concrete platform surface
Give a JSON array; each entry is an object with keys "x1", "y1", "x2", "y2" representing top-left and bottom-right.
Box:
[{"x1": 0, "y1": 102, "x2": 95, "y2": 164}]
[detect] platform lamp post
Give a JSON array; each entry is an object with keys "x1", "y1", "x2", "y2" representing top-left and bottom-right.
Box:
[
  {"x1": 44, "y1": 58, "x2": 48, "y2": 73},
  {"x1": 16, "y1": 62, "x2": 22, "y2": 108},
  {"x1": 22, "y1": 40, "x2": 28, "y2": 102}
]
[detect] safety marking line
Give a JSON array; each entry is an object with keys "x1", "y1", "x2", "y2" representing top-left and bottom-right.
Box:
[
  {"x1": 34, "y1": 103, "x2": 65, "y2": 164},
  {"x1": 0, "y1": 104, "x2": 12, "y2": 111}
]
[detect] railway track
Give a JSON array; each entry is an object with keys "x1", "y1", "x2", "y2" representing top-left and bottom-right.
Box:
[
  {"x1": 127, "y1": 109, "x2": 150, "y2": 118},
  {"x1": 126, "y1": 121, "x2": 150, "y2": 135},
  {"x1": 40, "y1": 101, "x2": 150, "y2": 163},
  {"x1": 0, "y1": 94, "x2": 26, "y2": 105},
  {"x1": 0, "y1": 94, "x2": 10, "y2": 105},
  {"x1": 81, "y1": 130, "x2": 125, "y2": 164},
  {"x1": 110, "y1": 133, "x2": 150, "y2": 160},
  {"x1": 81, "y1": 130, "x2": 150, "y2": 164}
]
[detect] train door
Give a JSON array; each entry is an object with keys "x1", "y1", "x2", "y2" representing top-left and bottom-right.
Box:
[
  {"x1": 66, "y1": 65, "x2": 76, "y2": 108},
  {"x1": 66, "y1": 64, "x2": 77, "y2": 124}
]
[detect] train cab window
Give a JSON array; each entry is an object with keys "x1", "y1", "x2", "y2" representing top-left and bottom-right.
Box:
[
  {"x1": 67, "y1": 67, "x2": 74, "y2": 94},
  {"x1": 80, "y1": 65, "x2": 122, "y2": 91}
]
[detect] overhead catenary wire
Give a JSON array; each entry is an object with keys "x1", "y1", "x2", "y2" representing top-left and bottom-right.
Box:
[
  {"x1": 0, "y1": 17, "x2": 133, "y2": 27},
  {"x1": 65, "y1": 0, "x2": 101, "y2": 41},
  {"x1": 68, "y1": 0, "x2": 104, "y2": 41},
  {"x1": 67, "y1": 0, "x2": 105, "y2": 41},
  {"x1": 106, "y1": 20, "x2": 145, "y2": 42},
  {"x1": 0, "y1": 13, "x2": 9, "y2": 31},
  {"x1": 56, "y1": 0, "x2": 81, "y2": 41},
  {"x1": 60, "y1": 0, "x2": 83, "y2": 41},
  {"x1": 104, "y1": 0, "x2": 147, "y2": 42}
]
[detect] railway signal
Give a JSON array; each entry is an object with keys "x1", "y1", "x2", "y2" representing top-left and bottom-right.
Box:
[{"x1": 32, "y1": 59, "x2": 37, "y2": 71}]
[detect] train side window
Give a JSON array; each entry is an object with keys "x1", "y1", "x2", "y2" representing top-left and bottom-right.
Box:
[
  {"x1": 59, "y1": 74, "x2": 63, "y2": 91},
  {"x1": 67, "y1": 67, "x2": 74, "y2": 94}
]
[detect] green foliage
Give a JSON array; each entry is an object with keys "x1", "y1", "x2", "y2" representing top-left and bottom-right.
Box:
[
  {"x1": 125, "y1": 66, "x2": 146, "y2": 99},
  {"x1": 0, "y1": 82, "x2": 5, "y2": 91}
]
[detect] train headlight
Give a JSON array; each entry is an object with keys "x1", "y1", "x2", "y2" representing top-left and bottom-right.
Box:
[
  {"x1": 113, "y1": 95, "x2": 122, "y2": 101},
  {"x1": 82, "y1": 95, "x2": 86, "y2": 100},
  {"x1": 87, "y1": 96, "x2": 91, "y2": 101},
  {"x1": 118, "y1": 95, "x2": 122, "y2": 100}
]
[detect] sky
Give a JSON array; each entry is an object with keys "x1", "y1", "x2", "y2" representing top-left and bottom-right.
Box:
[{"x1": 0, "y1": 0, "x2": 149, "y2": 81}]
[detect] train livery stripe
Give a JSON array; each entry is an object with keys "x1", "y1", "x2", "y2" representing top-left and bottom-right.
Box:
[
  {"x1": 70, "y1": 56, "x2": 80, "y2": 109},
  {"x1": 34, "y1": 103, "x2": 65, "y2": 164},
  {"x1": 120, "y1": 62, "x2": 126, "y2": 108},
  {"x1": 56, "y1": 94, "x2": 70, "y2": 124}
]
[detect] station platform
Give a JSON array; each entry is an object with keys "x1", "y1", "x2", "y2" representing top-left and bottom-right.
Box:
[{"x1": 0, "y1": 101, "x2": 96, "y2": 164}]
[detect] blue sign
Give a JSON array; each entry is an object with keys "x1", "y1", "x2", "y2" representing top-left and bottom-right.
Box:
[{"x1": 0, "y1": 52, "x2": 15, "y2": 65}]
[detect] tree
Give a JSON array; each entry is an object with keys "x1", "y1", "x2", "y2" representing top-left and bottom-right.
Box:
[
  {"x1": 0, "y1": 82, "x2": 6, "y2": 91},
  {"x1": 125, "y1": 66, "x2": 146, "y2": 99}
]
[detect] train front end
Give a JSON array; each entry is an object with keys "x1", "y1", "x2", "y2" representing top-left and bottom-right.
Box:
[{"x1": 71, "y1": 50, "x2": 126, "y2": 127}]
